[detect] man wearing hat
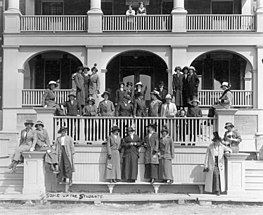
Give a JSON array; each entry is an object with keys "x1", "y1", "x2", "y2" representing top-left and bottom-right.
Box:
[
  {"x1": 115, "y1": 82, "x2": 127, "y2": 106},
  {"x1": 74, "y1": 66, "x2": 85, "y2": 115},
  {"x1": 42, "y1": 80, "x2": 59, "y2": 108},
  {"x1": 172, "y1": 66, "x2": 184, "y2": 108},
  {"x1": 188, "y1": 66, "x2": 200, "y2": 102},
  {"x1": 9, "y1": 120, "x2": 37, "y2": 171},
  {"x1": 157, "y1": 81, "x2": 168, "y2": 103},
  {"x1": 83, "y1": 96, "x2": 97, "y2": 116},
  {"x1": 134, "y1": 81, "x2": 147, "y2": 100},
  {"x1": 143, "y1": 122, "x2": 159, "y2": 183},
  {"x1": 121, "y1": 126, "x2": 142, "y2": 182},
  {"x1": 223, "y1": 122, "x2": 242, "y2": 153},
  {"x1": 133, "y1": 92, "x2": 147, "y2": 117},
  {"x1": 63, "y1": 91, "x2": 79, "y2": 116},
  {"x1": 116, "y1": 94, "x2": 133, "y2": 116},
  {"x1": 88, "y1": 64, "x2": 100, "y2": 105},
  {"x1": 54, "y1": 126, "x2": 75, "y2": 186},
  {"x1": 160, "y1": 94, "x2": 177, "y2": 117},
  {"x1": 148, "y1": 90, "x2": 162, "y2": 117},
  {"x1": 204, "y1": 131, "x2": 232, "y2": 195},
  {"x1": 98, "y1": 91, "x2": 115, "y2": 116}
]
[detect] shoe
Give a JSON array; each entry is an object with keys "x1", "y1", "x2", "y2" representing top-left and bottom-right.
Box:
[
  {"x1": 167, "y1": 180, "x2": 173, "y2": 184},
  {"x1": 150, "y1": 179, "x2": 155, "y2": 184},
  {"x1": 215, "y1": 191, "x2": 220, "y2": 196}
]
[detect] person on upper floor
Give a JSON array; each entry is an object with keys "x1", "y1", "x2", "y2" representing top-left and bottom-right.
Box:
[
  {"x1": 126, "y1": 82, "x2": 134, "y2": 99},
  {"x1": 82, "y1": 66, "x2": 91, "y2": 104},
  {"x1": 116, "y1": 94, "x2": 133, "y2": 117},
  {"x1": 42, "y1": 80, "x2": 59, "y2": 108},
  {"x1": 83, "y1": 96, "x2": 97, "y2": 117},
  {"x1": 98, "y1": 91, "x2": 115, "y2": 116},
  {"x1": 115, "y1": 82, "x2": 127, "y2": 106},
  {"x1": 160, "y1": 94, "x2": 177, "y2": 117},
  {"x1": 133, "y1": 92, "x2": 147, "y2": 117},
  {"x1": 74, "y1": 66, "x2": 85, "y2": 114},
  {"x1": 148, "y1": 90, "x2": 162, "y2": 117},
  {"x1": 172, "y1": 66, "x2": 184, "y2": 109},
  {"x1": 63, "y1": 91, "x2": 79, "y2": 116},
  {"x1": 182, "y1": 66, "x2": 190, "y2": 107},
  {"x1": 187, "y1": 97, "x2": 203, "y2": 118},
  {"x1": 223, "y1": 122, "x2": 242, "y2": 153},
  {"x1": 188, "y1": 66, "x2": 200, "y2": 101},
  {"x1": 137, "y1": 1, "x2": 146, "y2": 15},
  {"x1": 157, "y1": 81, "x2": 168, "y2": 104},
  {"x1": 126, "y1": 5, "x2": 135, "y2": 16},
  {"x1": 89, "y1": 64, "x2": 100, "y2": 104},
  {"x1": 134, "y1": 81, "x2": 147, "y2": 100}
]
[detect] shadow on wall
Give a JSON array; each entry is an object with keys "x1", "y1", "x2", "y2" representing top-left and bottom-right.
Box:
[{"x1": 190, "y1": 164, "x2": 205, "y2": 183}]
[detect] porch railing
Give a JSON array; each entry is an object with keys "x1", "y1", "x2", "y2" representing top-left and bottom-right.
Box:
[
  {"x1": 53, "y1": 116, "x2": 216, "y2": 146},
  {"x1": 102, "y1": 15, "x2": 172, "y2": 32},
  {"x1": 198, "y1": 90, "x2": 253, "y2": 108},
  {"x1": 22, "y1": 89, "x2": 253, "y2": 108},
  {"x1": 20, "y1": 15, "x2": 87, "y2": 31},
  {"x1": 22, "y1": 89, "x2": 72, "y2": 106},
  {"x1": 187, "y1": 14, "x2": 255, "y2": 31}
]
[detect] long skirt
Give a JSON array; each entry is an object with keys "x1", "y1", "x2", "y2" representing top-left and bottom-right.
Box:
[
  {"x1": 105, "y1": 150, "x2": 121, "y2": 180},
  {"x1": 159, "y1": 159, "x2": 173, "y2": 181},
  {"x1": 37, "y1": 146, "x2": 58, "y2": 164},
  {"x1": 58, "y1": 146, "x2": 73, "y2": 181},
  {"x1": 212, "y1": 166, "x2": 221, "y2": 193},
  {"x1": 13, "y1": 144, "x2": 31, "y2": 162},
  {"x1": 144, "y1": 164, "x2": 159, "y2": 180},
  {"x1": 122, "y1": 152, "x2": 139, "y2": 180}
]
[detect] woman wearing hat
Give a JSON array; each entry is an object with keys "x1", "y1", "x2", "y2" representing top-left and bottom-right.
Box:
[
  {"x1": 172, "y1": 66, "x2": 184, "y2": 108},
  {"x1": 143, "y1": 123, "x2": 159, "y2": 183},
  {"x1": 98, "y1": 91, "x2": 115, "y2": 116},
  {"x1": 160, "y1": 94, "x2": 177, "y2": 117},
  {"x1": 182, "y1": 66, "x2": 190, "y2": 107},
  {"x1": 134, "y1": 81, "x2": 147, "y2": 100},
  {"x1": 83, "y1": 96, "x2": 97, "y2": 116},
  {"x1": 121, "y1": 126, "x2": 142, "y2": 182},
  {"x1": 157, "y1": 81, "x2": 168, "y2": 103},
  {"x1": 88, "y1": 64, "x2": 100, "y2": 104},
  {"x1": 54, "y1": 127, "x2": 75, "y2": 186},
  {"x1": 63, "y1": 91, "x2": 79, "y2": 116},
  {"x1": 115, "y1": 82, "x2": 127, "y2": 106},
  {"x1": 31, "y1": 121, "x2": 59, "y2": 173},
  {"x1": 9, "y1": 120, "x2": 37, "y2": 172},
  {"x1": 148, "y1": 90, "x2": 162, "y2": 117},
  {"x1": 188, "y1": 66, "x2": 200, "y2": 102},
  {"x1": 74, "y1": 66, "x2": 85, "y2": 115},
  {"x1": 133, "y1": 92, "x2": 147, "y2": 117},
  {"x1": 42, "y1": 80, "x2": 59, "y2": 108},
  {"x1": 116, "y1": 94, "x2": 133, "y2": 117},
  {"x1": 223, "y1": 122, "x2": 242, "y2": 153},
  {"x1": 105, "y1": 126, "x2": 121, "y2": 183},
  {"x1": 82, "y1": 66, "x2": 91, "y2": 103},
  {"x1": 204, "y1": 132, "x2": 232, "y2": 195},
  {"x1": 126, "y1": 82, "x2": 134, "y2": 99},
  {"x1": 159, "y1": 126, "x2": 174, "y2": 184}
]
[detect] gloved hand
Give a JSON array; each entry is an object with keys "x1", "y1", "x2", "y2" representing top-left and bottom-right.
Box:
[{"x1": 107, "y1": 154, "x2": 112, "y2": 159}]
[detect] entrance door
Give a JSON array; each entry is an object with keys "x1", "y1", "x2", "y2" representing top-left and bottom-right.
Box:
[{"x1": 212, "y1": 1, "x2": 234, "y2": 14}]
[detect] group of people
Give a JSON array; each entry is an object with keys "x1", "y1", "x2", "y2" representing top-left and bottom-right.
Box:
[{"x1": 126, "y1": 2, "x2": 146, "y2": 16}]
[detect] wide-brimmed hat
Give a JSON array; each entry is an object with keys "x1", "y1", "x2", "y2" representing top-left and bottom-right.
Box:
[
  {"x1": 165, "y1": 94, "x2": 172, "y2": 100},
  {"x1": 146, "y1": 122, "x2": 157, "y2": 130},
  {"x1": 161, "y1": 126, "x2": 169, "y2": 134},
  {"x1": 58, "y1": 126, "x2": 67, "y2": 133},
  {"x1": 224, "y1": 122, "x2": 234, "y2": 129},
  {"x1": 87, "y1": 96, "x2": 95, "y2": 104},
  {"x1": 221, "y1": 82, "x2": 230, "y2": 89},
  {"x1": 111, "y1": 126, "x2": 120, "y2": 133},
  {"x1": 35, "y1": 120, "x2": 44, "y2": 128},
  {"x1": 123, "y1": 94, "x2": 131, "y2": 100},
  {"x1": 189, "y1": 98, "x2": 200, "y2": 105},
  {"x1": 91, "y1": 63, "x2": 98, "y2": 72},
  {"x1": 101, "y1": 91, "x2": 110, "y2": 98},
  {"x1": 68, "y1": 91, "x2": 76, "y2": 98},
  {"x1": 174, "y1": 66, "x2": 182, "y2": 72},
  {"x1": 82, "y1": 65, "x2": 90, "y2": 71},
  {"x1": 189, "y1": 66, "x2": 196, "y2": 71},
  {"x1": 76, "y1": 66, "x2": 83, "y2": 71},
  {"x1": 212, "y1": 131, "x2": 222, "y2": 142},
  {"x1": 182, "y1": 66, "x2": 189, "y2": 72},
  {"x1": 24, "y1": 119, "x2": 34, "y2": 126},
  {"x1": 150, "y1": 90, "x2": 160, "y2": 98},
  {"x1": 126, "y1": 82, "x2": 133, "y2": 87},
  {"x1": 48, "y1": 80, "x2": 58, "y2": 87},
  {"x1": 127, "y1": 126, "x2": 136, "y2": 132},
  {"x1": 119, "y1": 82, "x2": 125, "y2": 87},
  {"x1": 135, "y1": 81, "x2": 143, "y2": 87},
  {"x1": 158, "y1": 81, "x2": 164, "y2": 86}
]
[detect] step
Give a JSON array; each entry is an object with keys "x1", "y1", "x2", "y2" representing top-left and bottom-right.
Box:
[
  {"x1": 0, "y1": 178, "x2": 23, "y2": 186},
  {"x1": 0, "y1": 185, "x2": 23, "y2": 194}
]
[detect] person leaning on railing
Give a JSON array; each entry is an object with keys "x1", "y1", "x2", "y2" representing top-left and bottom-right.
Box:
[
  {"x1": 160, "y1": 94, "x2": 177, "y2": 117},
  {"x1": 98, "y1": 91, "x2": 115, "y2": 116},
  {"x1": 223, "y1": 122, "x2": 242, "y2": 153},
  {"x1": 115, "y1": 94, "x2": 133, "y2": 117},
  {"x1": 148, "y1": 90, "x2": 162, "y2": 117},
  {"x1": 42, "y1": 80, "x2": 59, "y2": 108},
  {"x1": 83, "y1": 96, "x2": 97, "y2": 116},
  {"x1": 133, "y1": 92, "x2": 147, "y2": 117}
]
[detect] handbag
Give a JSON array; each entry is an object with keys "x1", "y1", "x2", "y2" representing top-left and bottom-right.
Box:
[{"x1": 106, "y1": 159, "x2": 112, "y2": 170}]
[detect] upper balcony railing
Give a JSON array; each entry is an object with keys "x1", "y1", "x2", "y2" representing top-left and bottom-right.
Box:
[
  {"x1": 22, "y1": 89, "x2": 253, "y2": 108},
  {"x1": 187, "y1": 14, "x2": 255, "y2": 32},
  {"x1": 102, "y1": 15, "x2": 172, "y2": 32}
]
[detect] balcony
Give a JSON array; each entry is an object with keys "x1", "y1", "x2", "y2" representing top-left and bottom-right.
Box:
[
  {"x1": 22, "y1": 89, "x2": 253, "y2": 108},
  {"x1": 19, "y1": 14, "x2": 256, "y2": 33}
]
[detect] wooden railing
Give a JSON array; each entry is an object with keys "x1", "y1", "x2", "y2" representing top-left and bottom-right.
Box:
[
  {"x1": 102, "y1": 15, "x2": 172, "y2": 32},
  {"x1": 53, "y1": 116, "x2": 217, "y2": 146},
  {"x1": 22, "y1": 89, "x2": 72, "y2": 106},
  {"x1": 198, "y1": 90, "x2": 253, "y2": 108},
  {"x1": 20, "y1": 15, "x2": 87, "y2": 31},
  {"x1": 187, "y1": 14, "x2": 255, "y2": 31}
]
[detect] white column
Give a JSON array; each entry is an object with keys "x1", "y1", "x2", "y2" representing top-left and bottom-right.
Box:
[
  {"x1": 257, "y1": 0, "x2": 263, "y2": 12},
  {"x1": 242, "y1": 0, "x2": 252, "y2": 15},
  {"x1": 171, "y1": 0, "x2": 187, "y2": 32},
  {"x1": 256, "y1": 0, "x2": 263, "y2": 32},
  {"x1": 90, "y1": 0, "x2": 102, "y2": 12},
  {"x1": 87, "y1": 0, "x2": 103, "y2": 33},
  {"x1": 8, "y1": 0, "x2": 20, "y2": 11},
  {"x1": 25, "y1": 0, "x2": 35, "y2": 15},
  {"x1": 256, "y1": 46, "x2": 263, "y2": 108},
  {"x1": 173, "y1": 0, "x2": 186, "y2": 12}
]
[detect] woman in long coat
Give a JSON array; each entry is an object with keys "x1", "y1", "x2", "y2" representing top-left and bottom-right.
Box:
[
  {"x1": 105, "y1": 126, "x2": 122, "y2": 183},
  {"x1": 159, "y1": 126, "x2": 174, "y2": 183},
  {"x1": 182, "y1": 67, "x2": 190, "y2": 107},
  {"x1": 42, "y1": 81, "x2": 59, "y2": 108},
  {"x1": 133, "y1": 92, "x2": 147, "y2": 117},
  {"x1": 82, "y1": 66, "x2": 90, "y2": 103},
  {"x1": 143, "y1": 123, "x2": 159, "y2": 183},
  {"x1": 172, "y1": 66, "x2": 184, "y2": 108},
  {"x1": 121, "y1": 126, "x2": 142, "y2": 182},
  {"x1": 74, "y1": 66, "x2": 85, "y2": 114},
  {"x1": 98, "y1": 91, "x2": 115, "y2": 116},
  {"x1": 148, "y1": 90, "x2": 162, "y2": 117},
  {"x1": 204, "y1": 132, "x2": 232, "y2": 195},
  {"x1": 32, "y1": 121, "x2": 58, "y2": 173},
  {"x1": 89, "y1": 64, "x2": 100, "y2": 105},
  {"x1": 55, "y1": 127, "x2": 75, "y2": 186},
  {"x1": 188, "y1": 66, "x2": 200, "y2": 101}
]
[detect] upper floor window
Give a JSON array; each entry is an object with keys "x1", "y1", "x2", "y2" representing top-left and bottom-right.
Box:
[{"x1": 41, "y1": 0, "x2": 64, "y2": 15}]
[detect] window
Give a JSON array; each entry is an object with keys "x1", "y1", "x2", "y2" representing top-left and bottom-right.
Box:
[{"x1": 41, "y1": 0, "x2": 64, "y2": 15}]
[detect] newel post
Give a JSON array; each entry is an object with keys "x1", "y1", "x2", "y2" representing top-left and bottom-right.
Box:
[{"x1": 4, "y1": 0, "x2": 21, "y2": 33}]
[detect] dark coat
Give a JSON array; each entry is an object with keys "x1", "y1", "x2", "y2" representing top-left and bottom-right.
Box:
[
  {"x1": 98, "y1": 100, "x2": 115, "y2": 116},
  {"x1": 144, "y1": 132, "x2": 159, "y2": 164},
  {"x1": 116, "y1": 101, "x2": 133, "y2": 117},
  {"x1": 115, "y1": 89, "x2": 126, "y2": 105},
  {"x1": 159, "y1": 135, "x2": 174, "y2": 160},
  {"x1": 172, "y1": 73, "x2": 184, "y2": 107},
  {"x1": 182, "y1": 74, "x2": 190, "y2": 106},
  {"x1": 83, "y1": 104, "x2": 97, "y2": 116},
  {"x1": 157, "y1": 87, "x2": 168, "y2": 103},
  {"x1": 148, "y1": 99, "x2": 162, "y2": 117},
  {"x1": 134, "y1": 98, "x2": 147, "y2": 117},
  {"x1": 64, "y1": 100, "x2": 79, "y2": 116},
  {"x1": 74, "y1": 73, "x2": 85, "y2": 107},
  {"x1": 188, "y1": 73, "x2": 200, "y2": 99},
  {"x1": 187, "y1": 105, "x2": 203, "y2": 117},
  {"x1": 83, "y1": 74, "x2": 90, "y2": 102}
]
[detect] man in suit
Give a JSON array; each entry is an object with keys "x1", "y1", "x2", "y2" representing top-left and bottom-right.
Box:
[
  {"x1": 116, "y1": 94, "x2": 133, "y2": 116},
  {"x1": 160, "y1": 94, "x2": 177, "y2": 117},
  {"x1": 98, "y1": 91, "x2": 115, "y2": 116},
  {"x1": 9, "y1": 120, "x2": 37, "y2": 171},
  {"x1": 133, "y1": 92, "x2": 147, "y2": 117},
  {"x1": 64, "y1": 91, "x2": 79, "y2": 116},
  {"x1": 157, "y1": 81, "x2": 168, "y2": 103}
]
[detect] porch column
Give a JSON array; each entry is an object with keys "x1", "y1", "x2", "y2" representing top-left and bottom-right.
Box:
[
  {"x1": 25, "y1": 0, "x2": 35, "y2": 15},
  {"x1": 4, "y1": 0, "x2": 21, "y2": 33},
  {"x1": 241, "y1": 0, "x2": 252, "y2": 15},
  {"x1": 87, "y1": 0, "x2": 103, "y2": 33},
  {"x1": 171, "y1": 0, "x2": 187, "y2": 32},
  {"x1": 171, "y1": 45, "x2": 189, "y2": 71},
  {"x1": 22, "y1": 152, "x2": 46, "y2": 195},
  {"x1": 256, "y1": 46, "x2": 263, "y2": 108},
  {"x1": 256, "y1": 0, "x2": 263, "y2": 32}
]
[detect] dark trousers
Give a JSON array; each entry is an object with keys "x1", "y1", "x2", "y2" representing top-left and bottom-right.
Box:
[{"x1": 213, "y1": 156, "x2": 221, "y2": 193}]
